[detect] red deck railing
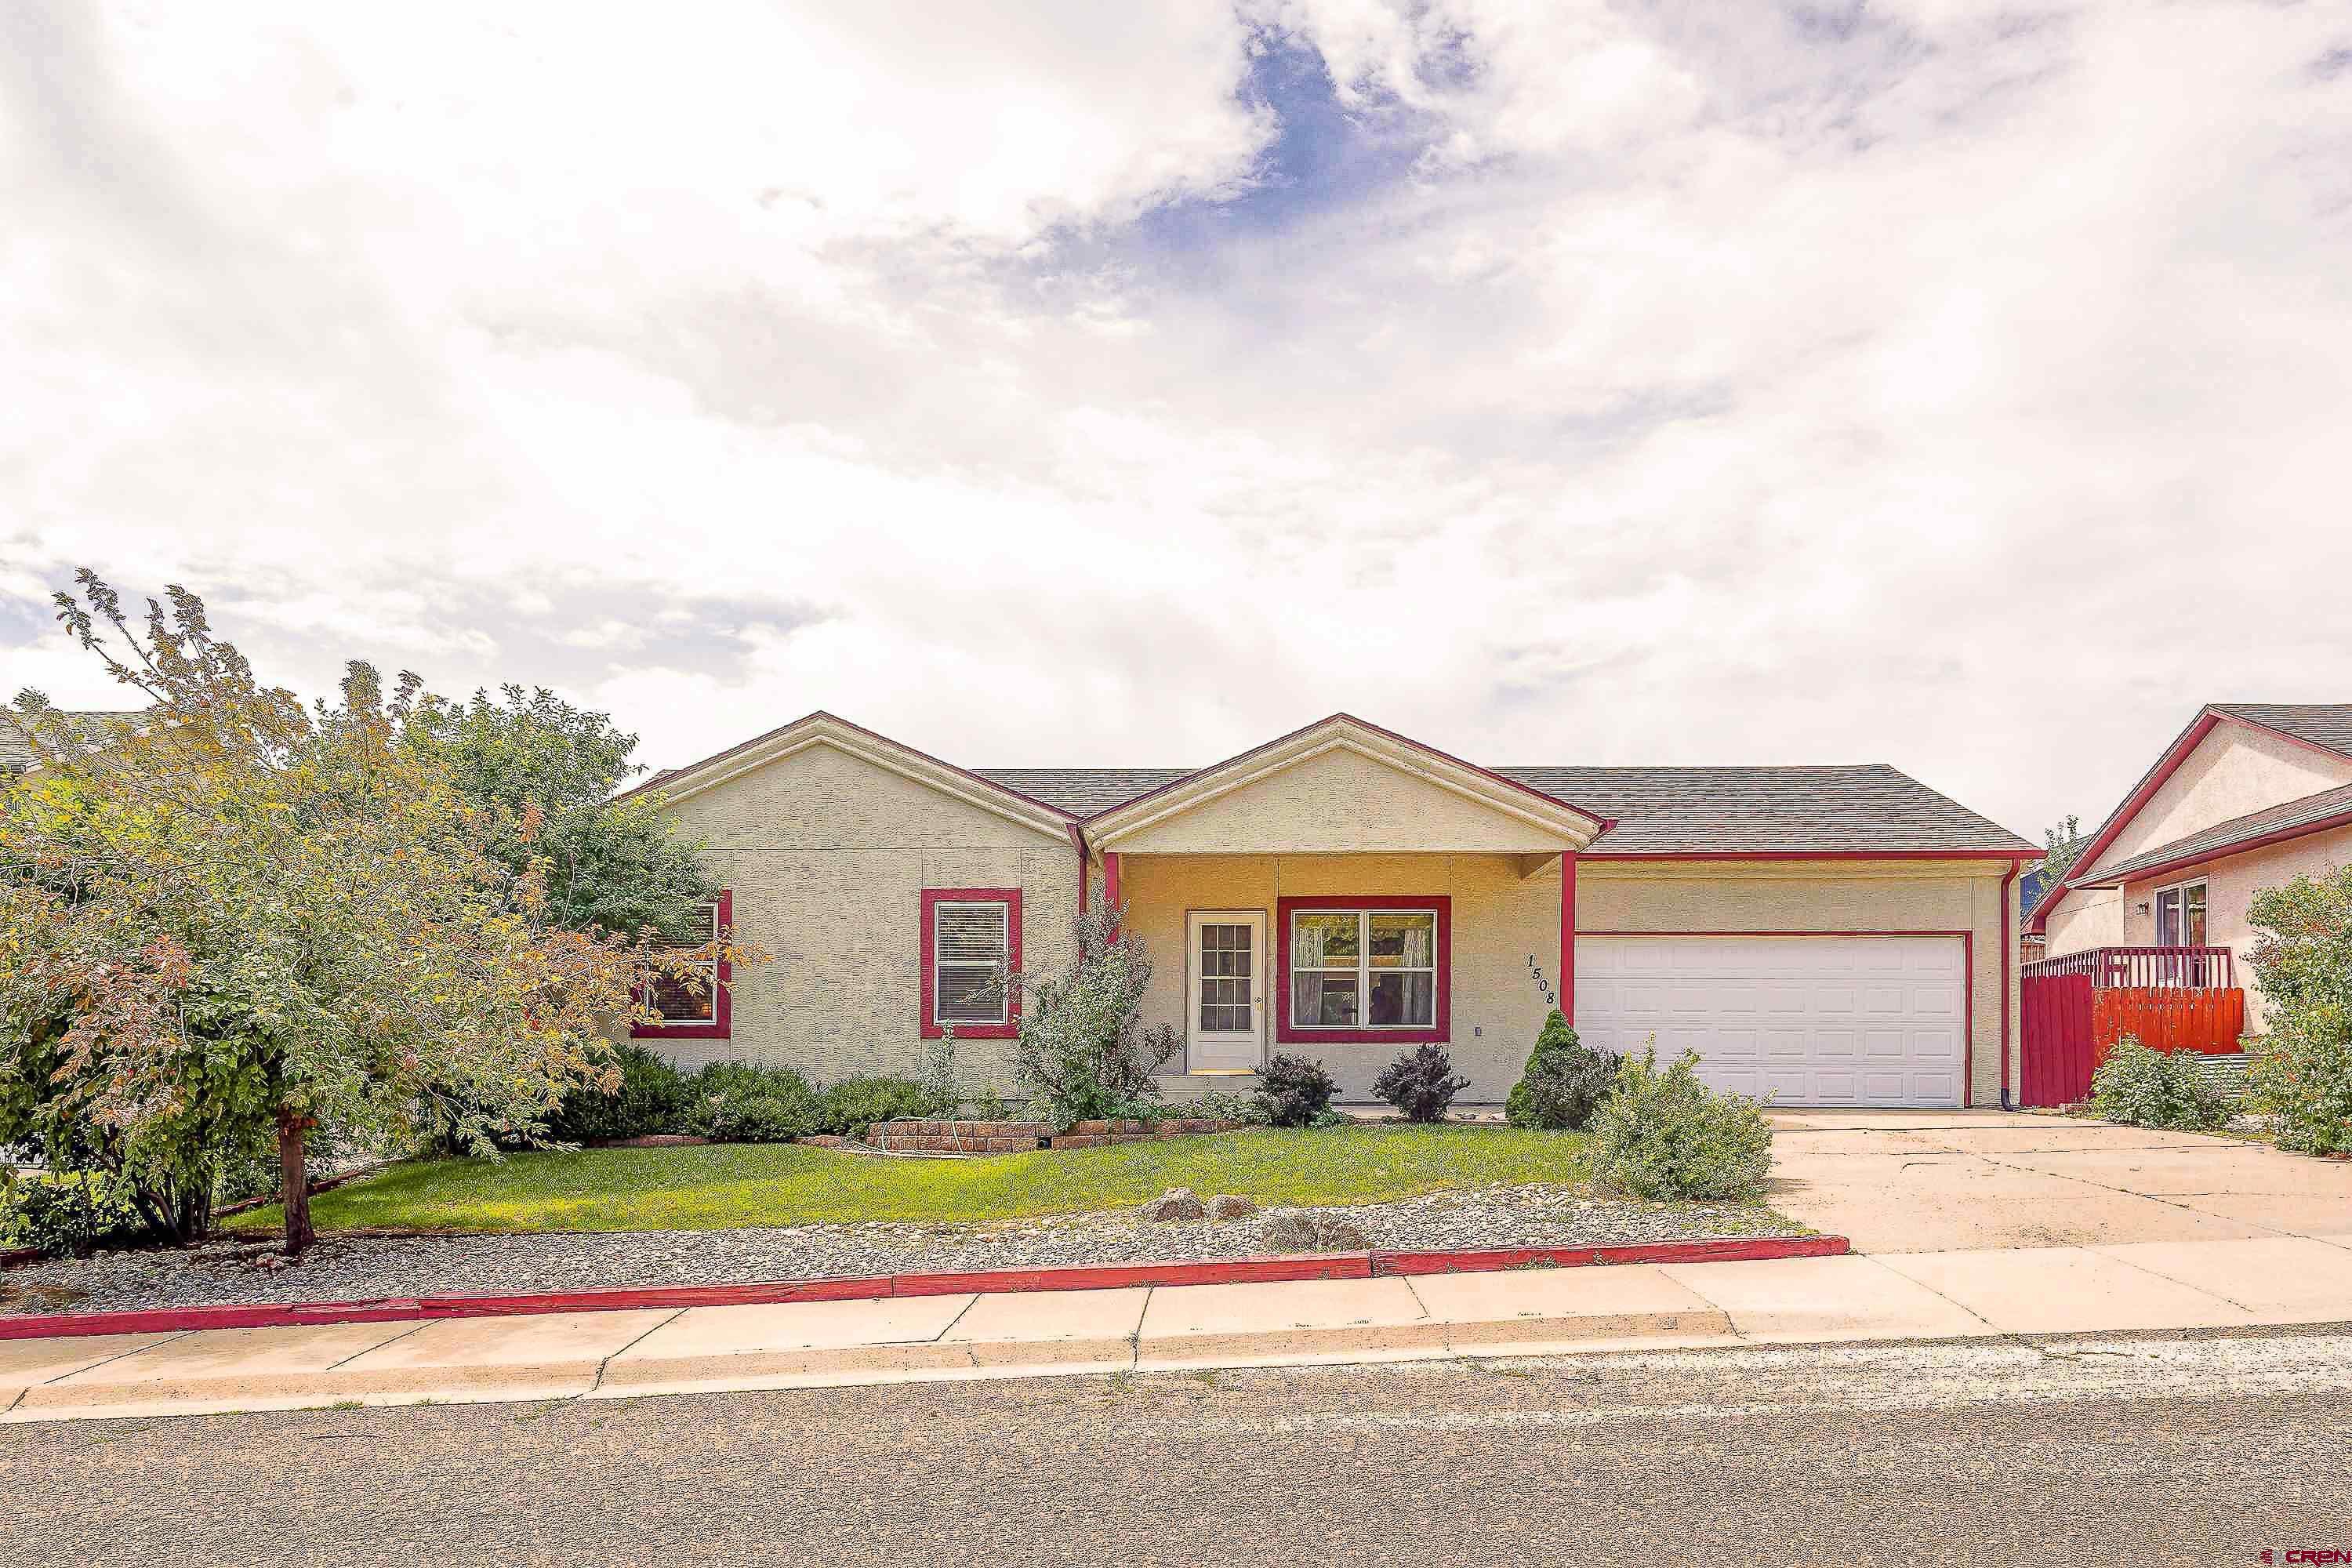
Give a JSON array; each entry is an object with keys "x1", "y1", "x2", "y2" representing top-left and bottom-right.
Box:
[
  {"x1": 2019, "y1": 947, "x2": 2244, "y2": 1107},
  {"x1": 2020, "y1": 945, "x2": 2235, "y2": 989}
]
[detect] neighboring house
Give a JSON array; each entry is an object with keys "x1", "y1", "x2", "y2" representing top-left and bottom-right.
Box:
[
  {"x1": 621, "y1": 712, "x2": 2038, "y2": 1110},
  {"x1": 2031, "y1": 703, "x2": 2352, "y2": 1033},
  {"x1": 0, "y1": 710, "x2": 145, "y2": 781}
]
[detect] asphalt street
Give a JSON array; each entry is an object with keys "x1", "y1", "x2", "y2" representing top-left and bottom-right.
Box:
[{"x1": 9, "y1": 1328, "x2": 2352, "y2": 1566}]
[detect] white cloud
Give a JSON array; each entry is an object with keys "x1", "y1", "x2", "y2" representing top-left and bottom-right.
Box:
[{"x1": 5, "y1": 0, "x2": 2351, "y2": 834}]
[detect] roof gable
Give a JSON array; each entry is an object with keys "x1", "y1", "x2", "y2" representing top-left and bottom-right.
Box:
[
  {"x1": 2037, "y1": 701, "x2": 2352, "y2": 930},
  {"x1": 2071, "y1": 780, "x2": 2352, "y2": 889},
  {"x1": 1082, "y1": 714, "x2": 1610, "y2": 852},
  {"x1": 624, "y1": 711, "x2": 1075, "y2": 843}
]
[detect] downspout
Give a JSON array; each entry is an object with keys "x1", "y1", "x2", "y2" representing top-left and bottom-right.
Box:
[
  {"x1": 1071, "y1": 823, "x2": 1089, "y2": 916},
  {"x1": 1999, "y1": 860, "x2": 2021, "y2": 1111}
]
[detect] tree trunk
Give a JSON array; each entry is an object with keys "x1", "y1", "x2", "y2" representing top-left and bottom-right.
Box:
[{"x1": 277, "y1": 1107, "x2": 314, "y2": 1256}]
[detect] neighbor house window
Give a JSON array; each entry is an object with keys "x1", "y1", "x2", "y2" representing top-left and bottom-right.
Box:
[
  {"x1": 920, "y1": 888, "x2": 1022, "y2": 1040},
  {"x1": 632, "y1": 891, "x2": 731, "y2": 1040},
  {"x1": 1275, "y1": 897, "x2": 1450, "y2": 1045},
  {"x1": 2154, "y1": 878, "x2": 2208, "y2": 947}
]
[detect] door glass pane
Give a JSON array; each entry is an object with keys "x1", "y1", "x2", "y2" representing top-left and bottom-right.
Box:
[
  {"x1": 2183, "y1": 884, "x2": 2207, "y2": 946},
  {"x1": 2155, "y1": 887, "x2": 2182, "y2": 947},
  {"x1": 1368, "y1": 971, "x2": 1435, "y2": 1027},
  {"x1": 1293, "y1": 972, "x2": 1357, "y2": 1027},
  {"x1": 1196, "y1": 923, "x2": 1256, "y2": 1034}
]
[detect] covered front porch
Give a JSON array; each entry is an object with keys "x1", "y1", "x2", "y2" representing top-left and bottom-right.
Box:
[
  {"x1": 1111, "y1": 851, "x2": 1577, "y2": 1102},
  {"x1": 1076, "y1": 715, "x2": 1606, "y2": 1105}
]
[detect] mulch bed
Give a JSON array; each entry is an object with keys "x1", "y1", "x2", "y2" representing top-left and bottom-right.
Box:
[{"x1": 2, "y1": 1183, "x2": 1804, "y2": 1319}]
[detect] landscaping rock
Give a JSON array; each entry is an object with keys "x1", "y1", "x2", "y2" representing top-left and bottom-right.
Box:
[
  {"x1": 1138, "y1": 1188, "x2": 1207, "y2": 1222},
  {"x1": 1260, "y1": 1211, "x2": 1368, "y2": 1253},
  {"x1": 3, "y1": 1184, "x2": 1803, "y2": 1319},
  {"x1": 1206, "y1": 1194, "x2": 1258, "y2": 1221}
]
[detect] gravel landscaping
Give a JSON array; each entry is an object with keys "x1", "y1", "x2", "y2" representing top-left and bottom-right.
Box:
[{"x1": 0, "y1": 1183, "x2": 1804, "y2": 1317}]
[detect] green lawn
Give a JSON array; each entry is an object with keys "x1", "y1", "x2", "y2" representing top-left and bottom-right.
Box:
[{"x1": 227, "y1": 1126, "x2": 1594, "y2": 1236}]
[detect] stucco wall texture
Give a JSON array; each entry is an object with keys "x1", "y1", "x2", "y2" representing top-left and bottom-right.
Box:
[
  {"x1": 2093, "y1": 724, "x2": 2352, "y2": 872},
  {"x1": 1104, "y1": 746, "x2": 1574, "y2": 855},
  {"x1": 655, "y1": 741, "x2": 1078, "y2": 1085}
]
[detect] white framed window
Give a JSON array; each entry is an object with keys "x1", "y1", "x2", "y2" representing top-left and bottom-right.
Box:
[
  {"x1": 932, "y1": 899, "x2": 1011, "y2": 1026},
  {"x1": 2153, "y1": 878, "x2": 2208, "y2": 947},
  {"x1": 637, "y1": 892, "x2": 728, "y2": 1035},
  {"x1": 1288, "y1": 907, "x2": 1439, "y2": 1029}
]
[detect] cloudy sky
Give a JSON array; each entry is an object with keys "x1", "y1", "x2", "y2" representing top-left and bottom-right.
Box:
[{"x1": 5, "y1": 1, "x2": 2350, "y2": 836}]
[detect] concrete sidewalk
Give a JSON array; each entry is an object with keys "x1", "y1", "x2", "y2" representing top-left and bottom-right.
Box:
[{"x1": 12, "y1": 1232, "x2": 2352, "y2": 1422}]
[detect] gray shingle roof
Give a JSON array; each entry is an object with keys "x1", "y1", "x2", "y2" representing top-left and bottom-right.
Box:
[
  {"x1": 2209, "y1": 703, "x2": 2352, "y2": 758},
  {"x1": 980, "y1": 760, "x2": 2032, "y2": 855},
  {"x1": 1502, "y1": 764, "x2": 2033, "y2": 854},
  {"x1": 0, "y1": 710, "x2": 144, "y2": 777},
  {"x1": 975, "y1": 768, "x2": 1192, "y2": 818},
  {"x1": 2071, "y1": 779, "x2": 2352, "y2": 887}
]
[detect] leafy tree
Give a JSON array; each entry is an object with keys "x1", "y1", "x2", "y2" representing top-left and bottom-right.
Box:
[
  {"x1": 0, "y1": 574, "x2": 757, "y2": 1252},
  {"x1": 2243, "y1": 866, "x2": 2352, "y2": 1154},
  {"x1": 2040, "y1": 814, "x2": 2085, "y2": 886},
  {"x1": 406, "y1": 684, "x2": 710, "y2": 938}
]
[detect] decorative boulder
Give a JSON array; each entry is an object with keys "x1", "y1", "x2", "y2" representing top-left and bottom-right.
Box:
[
  {"x1": 1138, "y1": 1188, "x2": 1207, "y2": 1222},
  {"x1": 1206, "y1": 1193, "x2": 1258, "y2": 1221},
  {"x1": 1260, "y1": 1211, "x2": 1368, "y2": 1253}
]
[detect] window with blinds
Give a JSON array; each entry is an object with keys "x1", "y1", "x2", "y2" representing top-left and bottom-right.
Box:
[
  {"x1": 645, "y1": 897, "x2": 722, "y2": 1026},
  {"x1": 932, "y1": 899, "x2": 1009, "y2": 1025}
]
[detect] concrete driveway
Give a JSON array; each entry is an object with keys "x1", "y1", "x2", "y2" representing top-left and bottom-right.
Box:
[{"x1": 1767, "y1": 1110, "x2": 2352, "y2": 1254}]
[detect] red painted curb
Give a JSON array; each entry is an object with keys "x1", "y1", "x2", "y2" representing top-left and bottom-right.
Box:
[{"x1": 0, "y1": 1233, "x2": 1846, "y2": 1341}]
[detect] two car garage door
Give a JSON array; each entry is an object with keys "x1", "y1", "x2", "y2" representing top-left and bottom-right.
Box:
[{"x1": 1574, "y1": 935, "x2": 1967, "y2": 1108}]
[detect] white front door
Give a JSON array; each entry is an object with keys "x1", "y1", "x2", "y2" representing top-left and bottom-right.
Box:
[{"x1": 1186, "y1": 911, "x2": 1265, "y2": 1073}]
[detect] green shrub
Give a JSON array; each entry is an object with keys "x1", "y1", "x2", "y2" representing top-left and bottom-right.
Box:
[
  {"x1": 1372, "y1": 1045, "x2": 1468, "y2": 1123},
  {"x1": 1590, "y1": 1047, "x2": 1773, "y2": 1201},
  {"x1": 2242, "y1": 866, "x2": 2352, "y2": 1154},
  {"x1": 965, "y1": 1084, "x2": 1014, "y2": 1122},
  {"x1": 548, "y1": 1044, "x2": 692, "y2": 1144},
  {"x1": 2089, "y1": 1037, "x2": 2234, "y2": 1131},
  {"x1": 684, "y1": 1062, "x2": 822, "y2": 1142},
  {"x1": 1505, "y1": 1009, "x2": 1621, "y2": 1131},
  {"x1": 1256, "y1": 1054, "x2": 1338, "y2": 1128},
  {"x1": 726, "y1": 1096, "x2": 809, "y2": 1143},
  {"x1": 0, "y1": 1171, "x2": 151, "y2": 1258},
  {"x1": 1185, "y1": 1088, "x2": 1273, "y2": 1127},
  {"x1": 1008, "y1": 906, "x2": 1181, "y2": 1130},
  {"x1": 816, "y1": 1074, "x2": 950, "y2": 1138}
]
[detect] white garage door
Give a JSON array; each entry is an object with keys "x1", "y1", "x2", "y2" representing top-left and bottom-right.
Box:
[{"x1": 1574, "y1": 936, "x2": 1966, "y2": 1108}]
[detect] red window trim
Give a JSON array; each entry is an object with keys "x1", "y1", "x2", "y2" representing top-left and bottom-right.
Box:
[
  {"x1": 631, "y1": 889, "x2": 733, "y2": 1041},
  {"x1": 920, "y1": 887, "x2": 1022, "y2": 1040},
  {"x1": 1274, "y1": 895, "x2": 1451, "y2": 1046}
]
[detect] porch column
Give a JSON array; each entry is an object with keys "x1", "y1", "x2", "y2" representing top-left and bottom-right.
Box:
[
  {"x1": 1559, "y1": 851, "x2": 1577, "y2": 1024},
  {"x1": 1102, "y1": 851, "x2": 1123, "y2": 938}
]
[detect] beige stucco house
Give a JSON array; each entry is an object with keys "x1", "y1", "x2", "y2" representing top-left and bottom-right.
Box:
[
  {"x1": 623, "y1": 713, "x2": 2040, "y2": 1108},
  {"x1": 2034, "y1": 703, "x2": 2352, "y2": 1033}
]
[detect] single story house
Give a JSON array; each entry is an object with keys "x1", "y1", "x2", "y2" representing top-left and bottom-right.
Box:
[
  {"x1": 622, "y1": 712, "x2": 2040, "y2": 1108},
  {"x1": 2031, "y1": 702, "x2": 2352, "y2": 1033}
]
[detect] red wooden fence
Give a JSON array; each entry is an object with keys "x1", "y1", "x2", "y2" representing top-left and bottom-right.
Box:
[{"x1": 2018, "y1": 954, "x2": 2246, "y2": 1107}]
